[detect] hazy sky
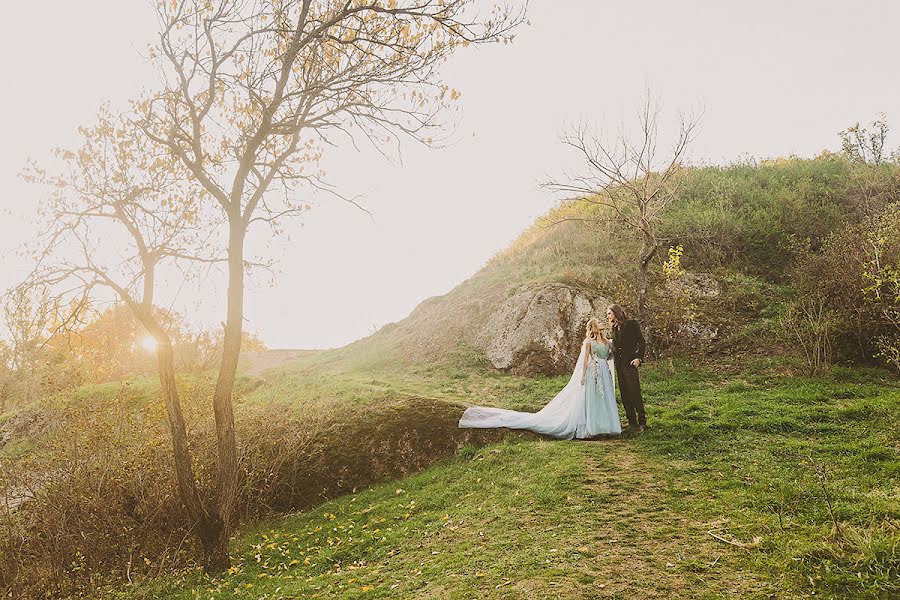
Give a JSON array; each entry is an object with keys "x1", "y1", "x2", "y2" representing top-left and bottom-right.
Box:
[{"x1": 2, "y1": 1, "x2": 899, "y2": 349}]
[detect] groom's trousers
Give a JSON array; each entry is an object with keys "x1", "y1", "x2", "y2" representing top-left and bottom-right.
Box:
[{"x1": 615, "y1": 363, "x2": 646, "y2": 426}]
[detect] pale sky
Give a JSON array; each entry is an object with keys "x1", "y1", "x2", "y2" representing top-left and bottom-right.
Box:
[{"x1": 2, "y1": 1, "x2": 899, "y2": 349}]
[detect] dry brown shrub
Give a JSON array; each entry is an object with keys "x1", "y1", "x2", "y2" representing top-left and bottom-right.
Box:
[{"x1": 0, "y1": 384, "x2": 525, "y2": 598}]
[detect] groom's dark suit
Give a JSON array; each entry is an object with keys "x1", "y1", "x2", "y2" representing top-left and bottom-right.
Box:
[{"x1": 611, "y1": 319, "x2": 646, "y2": 427}]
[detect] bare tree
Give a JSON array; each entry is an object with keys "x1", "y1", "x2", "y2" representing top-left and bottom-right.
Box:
[
  {"x1": 136, "y1": 0, "x2": 525, "y2": 569},
  {"x1": 544, "y1": 92, "x2": 701, "y2": 321},
  {"x1": 20, "y1": 107, "x2": 225, "y2": 556}
]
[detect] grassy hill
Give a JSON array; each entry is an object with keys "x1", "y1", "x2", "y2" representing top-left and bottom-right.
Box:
[
  {"x1": 346, "y1": 156, "x2": 887, "y2": 366},
  {"x1": 115, "y1": 358, "x2": 899, "y2": 599},
  {"x1": 3, "y1": 156, "x2": 900, "y2": 598}
]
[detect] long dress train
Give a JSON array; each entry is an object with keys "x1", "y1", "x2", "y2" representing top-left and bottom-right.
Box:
[{"x1": 458, "y1": 339, "x2": 621, "y2": 439}]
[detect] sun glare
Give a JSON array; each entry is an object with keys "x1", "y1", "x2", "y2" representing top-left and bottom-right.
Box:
[{"x1": 139, "y1": 336, "x2": 159, "y2": 352}]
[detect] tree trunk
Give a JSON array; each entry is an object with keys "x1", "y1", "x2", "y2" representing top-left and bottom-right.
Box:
[
  {"x1": 636, "y1": 231, "x2": 657, "y2": 323},
  {"x1": 157, "y1": 340, "x2": 199, "y2": 516},
  {"x1": 154, "y1": 332, "x2": 225, "y2": 569},
  {"x1": 207, "y1": 219, "x2": 244, "y2": 571},
  {"x1": 129, "y1": 260, "x2": 225, "y2": 569}
]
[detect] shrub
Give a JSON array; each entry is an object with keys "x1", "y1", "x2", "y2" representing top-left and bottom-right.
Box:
[
  {"x1": 0, "y1": 381, "x2": 521, "y2": 598},
  {"x1": 780, "y1": 295, "x2": 838, "y2": 376},
  {"x1": 862, "y1": 203, "x2": 900, "y2": 369}
]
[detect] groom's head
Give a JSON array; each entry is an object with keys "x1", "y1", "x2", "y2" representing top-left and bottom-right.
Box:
[{"x1": 607, "y1": 304, "x2": 627, "y2": 325}]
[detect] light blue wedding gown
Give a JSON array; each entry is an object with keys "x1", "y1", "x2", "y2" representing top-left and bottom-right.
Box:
[{"x1": 459, "y1": 339, "x2": 622, "y2": 439}]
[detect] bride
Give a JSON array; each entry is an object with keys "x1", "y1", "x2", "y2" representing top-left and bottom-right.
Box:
[{"x1": 458, "y1": 318, "x2": 622, "y2": 439}]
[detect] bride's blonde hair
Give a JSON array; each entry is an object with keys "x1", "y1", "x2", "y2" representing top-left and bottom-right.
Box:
[{"x1": 585, "y1": 317, "x2": 608, "y2": 343}]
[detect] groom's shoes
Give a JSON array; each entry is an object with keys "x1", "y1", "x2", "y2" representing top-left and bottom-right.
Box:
[{"x1": 622, "y1": 424, "x2": 647, "y2": 436}]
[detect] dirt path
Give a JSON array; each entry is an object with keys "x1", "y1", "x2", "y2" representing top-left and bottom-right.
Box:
[{"x1": 569, "y1": 441, "x2": 769, "y2": 598}]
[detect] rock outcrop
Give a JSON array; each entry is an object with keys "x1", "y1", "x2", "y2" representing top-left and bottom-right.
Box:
[
  {"x1": 662, "y1": 271, "x2": 723, "y2": 343},
  {"x1": 664, "y1": 271, "x2": 721, "y2": 300},
  {"x1": 479, "y1": 283, "x2": 609, "y2": 376}
]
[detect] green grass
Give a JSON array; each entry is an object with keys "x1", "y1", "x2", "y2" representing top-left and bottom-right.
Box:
[
  {"x1": 113, "y1": 440, "x2": 769, "y2": 599},
  {"x1": 241, "y1": 340, "x2": 569, "y2": 415},
  {"x1": 633, "y1": 364, "x2": 899, "y2": 597},
  {"x1": 103, "y1": 356, "x2": 899, "y2": 599}
]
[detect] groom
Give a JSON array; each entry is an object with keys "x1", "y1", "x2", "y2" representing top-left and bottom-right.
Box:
[{"x1": 607, "y1": 304, "x2": 647, "y2": 433}]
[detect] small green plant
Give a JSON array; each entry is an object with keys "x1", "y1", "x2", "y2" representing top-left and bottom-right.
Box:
[
  {"x1": 662, "y1": 244, "x2": 686, "y2": 279},
  {"x1": 650, "y1": 244, "x2": 698, "y2": 352}
]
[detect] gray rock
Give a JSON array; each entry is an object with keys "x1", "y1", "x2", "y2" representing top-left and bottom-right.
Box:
[
  {"x1": 479, "y1": 283, "x2": 610, "y2": 376},
  {"x1": 660, "y1": 271, "x2": 722, "y2": 343},
  {"x1": 664, "y1": 271, "x2": 720, "y2": 299},
  {"x1": 677, "y1": 319, "x2": 720, "y2": 342}
]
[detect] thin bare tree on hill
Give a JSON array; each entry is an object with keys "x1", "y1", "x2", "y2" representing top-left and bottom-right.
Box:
[{"x1": 544, "y1": 92, "x2": 701, "y2": 322}]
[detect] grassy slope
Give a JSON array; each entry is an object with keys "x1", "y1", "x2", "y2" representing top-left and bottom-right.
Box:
[
  {"x1": 341, "y1": 157, "x2": 897, "y2": 367},
  {"x1": 9, "y1": 158, "x2": 900, "y2": 597},
  {"x1": 113, "y1": 355, "x2": 899, "y2": 599}
]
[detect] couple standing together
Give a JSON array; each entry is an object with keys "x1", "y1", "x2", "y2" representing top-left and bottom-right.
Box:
[{"x1": 458, "y1": 304, "x2": 646, "y2": 439}]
